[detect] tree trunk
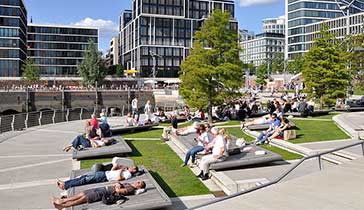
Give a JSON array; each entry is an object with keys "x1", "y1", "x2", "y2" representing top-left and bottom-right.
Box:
[
  {"x1": 320, "y1": 95, "x2": 324, "y2": 110},
  {"x1": 208, "y1": 87, "x2": 213, "y2": 124}
]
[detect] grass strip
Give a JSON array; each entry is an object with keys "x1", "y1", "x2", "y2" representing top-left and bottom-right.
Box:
[{"x1": 81, "y1": 140, "x2": 210, "y2": 197}]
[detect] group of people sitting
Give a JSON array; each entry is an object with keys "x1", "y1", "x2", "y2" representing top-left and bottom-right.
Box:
[
  {"x1": 62, "y1": 113, "x2": 113, "y2": 152},
  {"x1": 53, "y1": 161, "x2": 147, "y2": 209},
  {"x1": 244, "y1": 113, "x2": 291, "y2": 144},
  {"x1": 179, "y1": 124, "x2": 231, "y2": 181}
]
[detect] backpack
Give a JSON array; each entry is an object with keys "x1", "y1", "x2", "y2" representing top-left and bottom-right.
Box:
[{"x1": 102, "y1": 191, "x2": 128, "y2": 205}]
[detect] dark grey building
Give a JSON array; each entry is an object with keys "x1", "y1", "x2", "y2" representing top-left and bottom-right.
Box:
[
  {"x1": 120, "y1": 0, "x2": 237, "y2": 78},
  {"x1": 0, "y1": 0, "x2": 27, "y2": 77},
  {"x1": 27, "y1": 24, "x2": 98, "y2": 76}
]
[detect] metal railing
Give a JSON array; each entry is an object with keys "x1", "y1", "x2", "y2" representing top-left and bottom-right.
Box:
[
  {"x1": 187, "y1": 140, "x2": 364, "y2": 210},
  {"x1": 0, "y1": 102, "x2": 179, "y2": 134},
  {"x1": 0, "y1": 106, "x2": 125, "y2": 134}
]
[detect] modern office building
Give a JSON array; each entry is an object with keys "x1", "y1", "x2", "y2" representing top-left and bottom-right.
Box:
[
  {"x1": 304, "y1": 12, "x2": 364, "y2": 51},
  {"x1": 0, "y1": 0, "x2": 27, "y2": 77},
  {"x1": 27, "y1": 23, "x2": 98, "y2": 76},
  {"x1": 106, "y1": 36, "x2": 119, "y2": 67},
  {"x1": 240, "y1": 32, "x2": 285, "y2": 67},
  {"x1": 286, "y1": 0, "x2": 364, "y2": 59},
  {"x1": 239, "y1": 29, "x2": 255, "y2": 41},
  {"x1": 119, "y1": 0, "x2": 238, "y2": 78},
  {"x1": 262, "y1": 16, "x2": 285, "y2": 34}
]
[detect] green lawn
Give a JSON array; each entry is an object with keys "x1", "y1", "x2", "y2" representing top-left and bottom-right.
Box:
[
  {"x1": 308, "y1": 112, "x2": 341, "y2": 120},
  {"x1": 81, "y1": 140, "x2": 210, "y2": 197},
  {"x1": 225, "y1": 127, "x2": 303, "y2": 160},
  {"x1": 121, "y1": 128, "x2": 163, "y2": 138},
  {"x1": 289, "y1": 119, "x2": 349, "y2": 144}
]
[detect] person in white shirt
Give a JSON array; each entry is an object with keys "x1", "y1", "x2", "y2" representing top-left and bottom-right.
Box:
[
  {"x1": 144, "y1": 100, "x2": 152, "y2": 121},
  {"x1": 181, "y1": 124, "x2": 211, "y2": 167},
  {"x1": 125, "y1": 112, "x2": 136, "y2": 126},
  {"x1": 197, "y1": 127, "x2": 226, "y2": 180},
  {"x1": 56, "y1": 164, "x2": 138, "y2": 190},
  {"x1": 131, "y1": 97, "x2": 138, "y2": 120}
]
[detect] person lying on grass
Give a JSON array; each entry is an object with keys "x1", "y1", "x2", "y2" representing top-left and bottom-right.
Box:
[
  {"x1": 56, "y1": 164, "x2": 139, "y2": 190},
  {"x1": 52, "y1": 181, "x2": 146, "y2": 210}
]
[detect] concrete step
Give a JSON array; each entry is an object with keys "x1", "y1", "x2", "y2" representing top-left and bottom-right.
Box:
[
  {"x1": 321, "y1": 153, "x2": 351, "y2": 165},
  {"x1": 332, "y1": 150, "x2": 361, "y2": 160},
  {"x1": 210, "y1": 170, "x2": 270, "y2": 196}
]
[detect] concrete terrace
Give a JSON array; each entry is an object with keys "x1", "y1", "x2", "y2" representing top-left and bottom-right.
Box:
[{"x1": 0, "y1": 112, "x2": 363, "y2": 209}]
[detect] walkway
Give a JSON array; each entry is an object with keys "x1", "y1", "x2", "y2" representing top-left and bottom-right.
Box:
[{"x1": 196, "y1": 157, "x2": 364, "y2": 210}]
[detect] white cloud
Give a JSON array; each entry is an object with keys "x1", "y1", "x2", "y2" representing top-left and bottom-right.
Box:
[
  {"x1": 72, "y1": 17, "x2": 118, "y2": 39},
  {"x1": 238, "y1": 0, "x2": 280, "y2": 7}
]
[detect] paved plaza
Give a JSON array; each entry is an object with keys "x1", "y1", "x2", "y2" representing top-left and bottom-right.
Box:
[{"x1": 0, "y1": 112, "x2": 363, "y2": 210}]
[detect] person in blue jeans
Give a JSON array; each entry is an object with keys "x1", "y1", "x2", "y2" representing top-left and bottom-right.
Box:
[
  {"x1": 255, "y1": 113, "x2": 281, "y2": 145},
  {"x1": 56, "y1": 164, "x2": 138, "y2": 190},
  {"x1": 62, "y1": 120, "x2": 99, "y2": 152},
  {"x1": 181, "y1": 124, "x2": 211, "y2": 167}
]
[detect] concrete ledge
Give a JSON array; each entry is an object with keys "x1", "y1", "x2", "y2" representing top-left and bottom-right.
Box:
[
  {"x1": 210, "y1": 171, "x2": 238, "y2": 195},
  {"x1": 237, "y1": 178, "x2": 270, "y2": 191},
  {"x1": 271, "y1": 139, "x2": 314, "y2": 156}
]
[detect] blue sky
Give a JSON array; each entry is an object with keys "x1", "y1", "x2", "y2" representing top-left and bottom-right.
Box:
[{"x1": 25, "y1": 0, "x2": 284, "y2": 53}]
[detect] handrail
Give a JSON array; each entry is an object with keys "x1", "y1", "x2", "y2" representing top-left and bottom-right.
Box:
[{"x1": 187, "y1": 139, "x2": 364, "y2": 210}]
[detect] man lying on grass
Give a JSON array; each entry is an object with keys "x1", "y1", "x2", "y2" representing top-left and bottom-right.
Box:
[
  {"x1": 57, "y1": 163, "x2": 139, "y2": 190},
  {"x1": 52, "y1": 181, "x2": 146, "y2": 210}
]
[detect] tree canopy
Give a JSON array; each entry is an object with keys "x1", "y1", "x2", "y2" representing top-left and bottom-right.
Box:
[
  {"x1": 256, "y1": 63, "x2": 268, "y2": 85},
  {"x1": 179, "y1": 10, "x2": 244, "y2": 123},
  {"x1": 22, "y1": 58, "x2": 40, "y2": 82},
  {"x1": 288, "y1": 54, "x2": 305, "y2": 74},
  {"x1": 77, "y1": 39, "x2": 107, "y2": 87},
  {"x1": 271, "y1": 52, "x2": 284, "y2": 74},
  {"x1": 302, "y1": 24, "x2": 351, "y2": 107}
]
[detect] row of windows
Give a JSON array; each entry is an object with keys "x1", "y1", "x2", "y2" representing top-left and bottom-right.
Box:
[
  {"x1": 28, "y1": 42, "x2": 90, "y2": 50},
  {"x1": 288, "y1": 2, "x2": 339, "y2": 12},
  {"x1": 139, "y1": 66, "x2": 179, "y2": 78},
  {"x1": 288, "y1": 18, "x2": 323, "y2": 28},
  {"x1": 0, "y1": 49, "x2": 19, "y2": 58},
  {"x1": 288, "y1": 35, "x2": 305, "y2": 44},
  {"x1": 0, "y1": 6, "x2": 24, "y2": 17},
  {"x1": 1, "y1": 0, "x2": 25, "y2": 7},
  {"x1": 28, "y1": 26, "x2": 98, "y2": 36},
  {"x1": 28, "y1": 34, "x2": 97, "y2": 43},
  {"x1": 142, "y1": 0, "x2": 183, "y2": 6},
  {"x1": 0, "y1": 28, "x2": 19, "y2": 37},
  {"x1": 288, "y1": 27, "x2": 304, "y2": 35},
  {"x1": 142, "y1": 4, "x2": 184, "y2": 16},
  {"x1": 0, "y1": 38, "x2": 18, "y2": 47},
  {"x1": 33, "y1": 58, "x2": 83, "y2": 65},
  {"x1": 0, "y1": 59, "x2": 20, "y2": 77},
  {"x1": 288, "y1": 10, "x2": 342, "y2": 19},
  {"x1": 38, "y1": 66, "x2": 78, "y2": 76},
  {"x1": 28, "y1": 50, "x2": 85, "y2": 58}
]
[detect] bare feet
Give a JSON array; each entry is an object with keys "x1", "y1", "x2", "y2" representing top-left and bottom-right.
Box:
[
  {"x1": 62, "y1": 145, "x2": 71, "y2": 152},
  {"x1": 52, "y1": 197, "x2": 63, "y2": 210},
  {"x1": 56, "y1": 179, "x2": 65, "y2": 190}
]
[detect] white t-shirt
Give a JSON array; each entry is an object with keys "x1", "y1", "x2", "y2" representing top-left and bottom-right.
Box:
[
  {"x1": 132, "y1": 99, "x2": 138, "y2": 109},
  {"x1": 212, "y1": 135, "x2": 226, "y2": 157},
  {"x1": 94, "y1": 140, "x2": 105, "y2": 147},
  {"x1": 105, "y1": 169, "x2": 132, "y2": 181},
  {"x1": 197, "y1": 132, "x2": 210, "y2": 147}
]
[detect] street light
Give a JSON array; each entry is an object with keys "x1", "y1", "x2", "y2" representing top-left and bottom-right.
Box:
[{"x1": 149, "y1": 50, "x2": 162, "y2": 88}]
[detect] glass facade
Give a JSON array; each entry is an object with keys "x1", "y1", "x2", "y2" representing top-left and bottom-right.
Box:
[
  {"x1": 0, "y1": 0, "x2": 27, "y2": 77},
  {"x1": 286, "y1": 0, "x2": 364, "y2": 59},
  {"x1": 27, "y1": 24, "x2": 98, "y2": 76},
  {"x1": 120, "y1": 0, "x2": 237, "y2": 78}
]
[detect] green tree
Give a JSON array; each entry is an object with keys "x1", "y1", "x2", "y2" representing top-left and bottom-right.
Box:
[
  {"x1": 179, "y1": 10, "x2": 244, "y2": 123},
  {"x1": 302, "y1": 24, "x2": 351, "y2": 108},
  {"x1": 77, "y1": 39, "x2": 106, "y2": 87},
  {"x1": 256, "y1": 63, "x2": 268, "y2": 85},
  {"x1": 288, "y1": 54, "x2": 305, "y2": 74},
  {"x1": 271, "y1": 53, "x2": 284, "y2": 73},
  {"x1": 346, "y1": 33, "x2": 364, "y2": 92},
  {"x1": 22, "y1": 58, "x2": 40, "y2": 82}
]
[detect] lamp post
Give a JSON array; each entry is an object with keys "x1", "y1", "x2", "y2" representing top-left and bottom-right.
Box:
[{"x1": 149, "y1": 51, "x2": 162, "y2": 88}]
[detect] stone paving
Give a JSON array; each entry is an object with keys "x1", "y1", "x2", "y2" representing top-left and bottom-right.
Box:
[{"x1": 0, "y1": 112, "x2": 363, "y2": 210}]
